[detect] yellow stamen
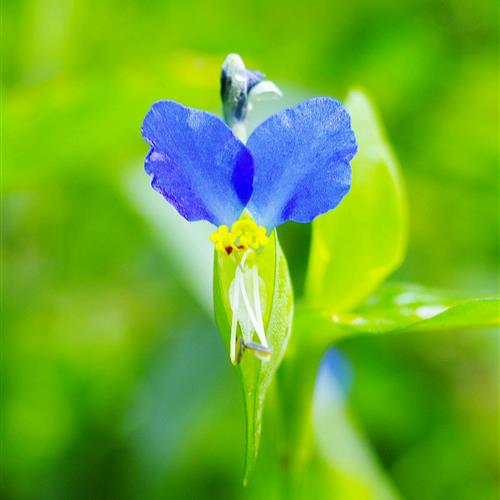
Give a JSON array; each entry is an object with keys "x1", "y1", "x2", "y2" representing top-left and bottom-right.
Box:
[
  {"x1": 210, "y1": 219, "x2": 269, "y2": 254},
  {"x1": 209, "y1": 225, "x2": 235, "y2": 253}
]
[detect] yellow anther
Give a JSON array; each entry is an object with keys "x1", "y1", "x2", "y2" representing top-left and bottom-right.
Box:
[
  {"x1": 231, "y1": 219, "x2": 269, "y2": 251},
  {"x1": 210, "y1": 219, "x2": 269, "y2": 255},
  {"x1": 210, "y1": 225, "x2": 236, "y2": 253}
]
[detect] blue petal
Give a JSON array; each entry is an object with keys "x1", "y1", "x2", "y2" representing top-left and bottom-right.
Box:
[
  {"x1": 246, "y1": 97, "x2": 357, "y2": 229},
  {"x1": 142, "y1": 100, "x2": 253, "y2": 226}
]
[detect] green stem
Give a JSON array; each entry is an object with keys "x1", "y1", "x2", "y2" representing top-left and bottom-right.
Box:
[{"x1": 231, "y1": 122, "x2": 248, "y2": 143}]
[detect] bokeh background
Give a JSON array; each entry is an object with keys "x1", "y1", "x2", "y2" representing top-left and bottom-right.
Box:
[{"x1": 3, "y1": 0, "x2": 499, "y2": 499}]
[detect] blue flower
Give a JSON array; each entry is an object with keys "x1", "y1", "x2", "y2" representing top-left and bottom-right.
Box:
[
  {"x1": 141, "y1": 57, "x2": 357, "y2": 364},
  {"x1": 141, "y1": 96, "x2": 357, "y2": 238}
]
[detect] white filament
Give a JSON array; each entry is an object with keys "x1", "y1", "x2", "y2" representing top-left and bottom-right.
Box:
[
  {"x1": 252, "y1": 266, "x2": 268, "y2": 347},
  {"x1": 229, "y1": 252, "x2": 269, "y2": 363},
  {"x1": 238, "y1": 270, "x2": 264, "y2": 341}
]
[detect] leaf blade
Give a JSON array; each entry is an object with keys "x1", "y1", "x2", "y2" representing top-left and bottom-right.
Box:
[{"x1": 296, "y1": 283, "x2": 499, "y2": 343}]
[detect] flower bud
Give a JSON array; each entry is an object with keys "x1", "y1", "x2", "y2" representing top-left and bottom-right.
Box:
[{"x1": 220, "y1": 53, "x2": 282, "y2": 130}]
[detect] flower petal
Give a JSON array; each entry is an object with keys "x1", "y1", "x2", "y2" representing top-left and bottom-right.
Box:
[
  {"x1": 246, "y1": 97, "x2": 357, "y2": 229},
  {"x1": 142, "y1": 100, "x2": 253, "y2": 226}
]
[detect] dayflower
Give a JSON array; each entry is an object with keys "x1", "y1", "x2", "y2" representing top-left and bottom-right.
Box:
[{"x1": 141, "y1": 54, "x2": 357, "y2": 365}]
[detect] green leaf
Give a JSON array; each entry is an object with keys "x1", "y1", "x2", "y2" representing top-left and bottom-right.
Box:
[
  {"x1": 305, "y1": 89, "x2": 408, "y2": 312},
  {"x1": 213, "y1": 231, "x2": 294, "y2": 485},
  {"x1": 296, "y1": 283, "x2": 499, "y2": 344}
]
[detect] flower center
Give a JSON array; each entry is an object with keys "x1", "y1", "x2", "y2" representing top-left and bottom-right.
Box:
[
  {"x1": 211, "y1": 219, "x2": 272, "y2": 364},
  {"x1": 210, "y1": 219, "x2": 269, "y2": 255}
]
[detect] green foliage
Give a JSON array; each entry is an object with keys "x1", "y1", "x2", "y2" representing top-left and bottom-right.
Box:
[
  {"x1": 213, "y1": 232, "x2": 294, "y2": 484},
  {"x1": 275, "y1": 90, "x2": 499, "y2": 499},
  {"x1": 342, "y1": 283, "x2": 499, "y2": 335},
  {"x1": 296, "y1": 283, "x2": 499, "y2": 345}
]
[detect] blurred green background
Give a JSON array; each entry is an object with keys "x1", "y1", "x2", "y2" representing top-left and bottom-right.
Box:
[{"x1": 3, "y1": 0, "x2": 499, "y2": 499}]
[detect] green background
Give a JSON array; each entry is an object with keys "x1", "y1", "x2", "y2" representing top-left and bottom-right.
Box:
[{"x1": 3, "y1": 0, "x2": 499, "y2": 499}]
